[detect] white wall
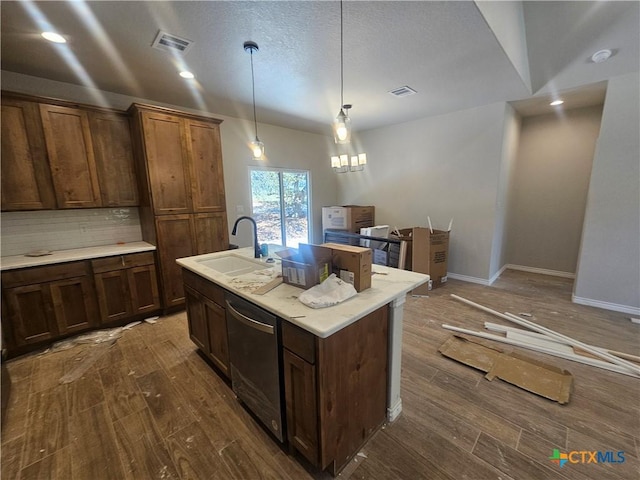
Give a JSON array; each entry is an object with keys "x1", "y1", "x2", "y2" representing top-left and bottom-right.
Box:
[
  {"x1": 0, "y1": 71, "x2": 337, "y2": 250},
  {"x1": 573, "y1": 72, "x2": 640, "y2": 314},
  {"x1": 337, "y1": 102, "x2": 510, "y2": 283},
  {"x1": 506, "y1": 105, "x2": 603, "y2": 275},
  {"x1": 490, "y1": 103, "x2": 521, "y2": 281}
]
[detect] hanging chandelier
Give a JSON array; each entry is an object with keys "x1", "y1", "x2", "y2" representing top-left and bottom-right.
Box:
[{"x1": 244, "y1": 40, "x2": 264, "y2": 159}]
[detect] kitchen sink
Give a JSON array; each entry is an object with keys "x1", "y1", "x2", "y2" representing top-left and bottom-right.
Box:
[{"x1": 196, "y1": 254, "x2": 271, "y2": 277}]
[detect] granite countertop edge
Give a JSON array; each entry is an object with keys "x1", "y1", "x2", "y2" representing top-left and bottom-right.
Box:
[
  {"x1": 177, "y1": 247, "x2": 429, "y2": 338},
  {"x1": 1, "y1": 242, "x2": 157, "y2": 271}
]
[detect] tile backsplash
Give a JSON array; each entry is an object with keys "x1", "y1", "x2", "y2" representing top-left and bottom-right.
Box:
[{"x1": 1, "y1": 208, "x2": 143, "y2": 257}]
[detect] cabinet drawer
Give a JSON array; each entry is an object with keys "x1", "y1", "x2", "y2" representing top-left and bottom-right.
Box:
[
  {"x1": 91, "y1": 251, "x2": 155, "y2": 273},
  {"x1": 282, "y1": 321, "x2": 316, "y2": 364},
  {"x1": 2, "y1": 261, "x2": 89, "y2": 288},
  {"x1": 182, "y1": 268, "x2": 225, "y2": 306}
]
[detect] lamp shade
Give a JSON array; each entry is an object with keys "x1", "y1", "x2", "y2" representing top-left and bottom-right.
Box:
[
  {"x1": 251, "y1": 138, "x2": 264, "y2": 159},
  {"x1": 333, "y1": 108, "x2": 351, "y2": 144}
]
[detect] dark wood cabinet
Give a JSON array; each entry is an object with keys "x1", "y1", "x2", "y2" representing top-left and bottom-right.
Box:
[
  {"x1": 155, "y1": 215, "x2": 197, "y2": 308},
  {"x1": 92, "y1": 252, "x2": 160, "y2": 323},
  {"x1": 193, "y1": 212, "x2": 228, "y2": 255},
  {"x1": 130, "y1": 103, "x2": 229, "y2": 310},
  {"x1": 282, "y1": 307, "x2": 389, "y2": 475},
  {"x1": 39, "y1": 103, "x2": 102, "y2": 209},
  {"x1": 183, "y1": 269, "x2": 229, "y2": 377},
  {"x1": 1, "y1": 96, "x2": 56, "y2": 211},
  {"x1": 1, "y1": 92, "x2": 139, "y2": 211},
  {"x1": 283, "y1": 348, "x2": 319, "y2": 465},
  {"x1": 186, "y1": 119, "x2": 226, "y2": 213},
  {"x1": 140, "y1": 111, "x2": 191, "y2": 215},
  {"x1": 2, "y1": 262, "x2": 98, "y2": 352},
  {"x1": 88, "y1": 111, "x2": 139, "y2": 207}
]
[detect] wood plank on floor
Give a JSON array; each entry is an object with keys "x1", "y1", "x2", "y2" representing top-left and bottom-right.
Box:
[
  {"x1": 135, "y1": 369, "x2": 195, "y2": 437},
  {"x1": 21, "y1": 384, "x2": 69, "y2": 466},
  {"x1": 69, "y1": 402, "x2": 125, "y2": 479},
  {"x1": 113, "y1": 407, "x2": 181, "y2": 480},
  {"x1": 20, "y1": 445, "x2": 73, "y2": 480}
]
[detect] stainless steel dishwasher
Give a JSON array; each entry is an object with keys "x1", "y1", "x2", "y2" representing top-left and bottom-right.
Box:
[{"x1": 225, "y1": 292, "x2": 285, "y2": 442}]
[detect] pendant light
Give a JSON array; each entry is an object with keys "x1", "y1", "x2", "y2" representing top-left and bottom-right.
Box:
[
  {"x1": 333, "y1": 0, "x2": 351, "y2": 144},
  {"x1": 244, "y1": 40, "x2": 264, "y2": 159}
]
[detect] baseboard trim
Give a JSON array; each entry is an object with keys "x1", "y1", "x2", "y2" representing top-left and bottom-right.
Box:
[
  {"x1": 505, "y1": 264, "x2": 575, "y2": 279},
  {"x1": 446, "y1": 273, "x2": 491, "y2": 286},
  {"x1": 387, "y1": 398, "x2": 403, "y2": 422},
  {"x1": 572, "y1": 295, "x2": 640, "y2": 316}
]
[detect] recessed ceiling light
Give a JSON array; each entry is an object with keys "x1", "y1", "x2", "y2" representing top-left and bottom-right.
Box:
[
  {"x1": 550, "y1": 100, "x2": 564, "y2": 106},
  {"x1": 591, "y1": 49, "x2": 612, "y2": 63},
  {"x1": 179, "y1": 71, "x2": 195, "y2": 79},
  {"x1": 41, "y1": 32, "x2": 66, "y2": 43}
]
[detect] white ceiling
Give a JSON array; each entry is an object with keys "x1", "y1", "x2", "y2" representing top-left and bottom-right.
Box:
[{"x1": 1, "y1": 1, "x2": 638, "y2": 135}]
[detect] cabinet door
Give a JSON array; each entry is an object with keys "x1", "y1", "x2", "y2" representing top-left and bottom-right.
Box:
[
  {"x1": 4, "y1": 283, "x2": 58, "y2": 346},
  {"x1": 186, "y1": 119, "x2": 226, "y2": 213},
  {"x1": 1, "y1": 97, "x2": 56, "y2": 210},
  {"x1": 193, "y1": 212, "x2": 229, "y2": 254},
  {"x1": 283, "y1": 349, "x2": 319, "y2": 466},
  {"x1": 39, "y1": 104, "x2": 101, "y2": 208},
  {"x1": 89, "y1": 111, "x2": 138, "y2": 206},
  {"x1": 156, "y1": 215, "x2": 196, "y2": 308},
  {"x1": 204, "y1": 296, "x2": 229, "y2": 377},
  {"x1": 184, "y1": 286, "x2": 209, "y2": 352},
  {"x1": 141, "y1": 111, "x2": 191, "y2": 215},
  {"x1": 128, "y1": 264, "x2": 160, "y2": 314},
  {"x1": 94, "y1": 270, "x2": 132, "y2": 323},
  {"x1": 50, "y1": 276, "x2": 98, "y2": 334}
]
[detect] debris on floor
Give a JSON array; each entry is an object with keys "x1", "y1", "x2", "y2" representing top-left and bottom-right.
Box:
[
  {"x1": 438, "y1": 335, "x2": 573, "y2": 404},
  {"x1": 445, "y1": 294, "x2": 640, "y2": 378}
]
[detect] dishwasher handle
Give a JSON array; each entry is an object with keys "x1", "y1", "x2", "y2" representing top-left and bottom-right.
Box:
[{"x1": 226, "y1": 300, "x2": 275, "y2": 335}]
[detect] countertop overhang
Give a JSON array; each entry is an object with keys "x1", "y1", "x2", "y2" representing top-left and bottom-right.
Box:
[
  {"x1": 177, "y1": 247, "x2": 429, "y2": 338},
  {"x1": 1, "y1": 241, "x2": 156, "y2": 271}
]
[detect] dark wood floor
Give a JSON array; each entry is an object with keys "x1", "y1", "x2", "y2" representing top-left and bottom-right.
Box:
[{"x1": 2, "y1": 270, "x2": 639, "y2": 479}]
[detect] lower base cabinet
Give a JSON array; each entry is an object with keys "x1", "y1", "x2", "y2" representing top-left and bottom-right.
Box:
[
  {"x1": 283, "y1": 306, "x2": 389, "y2": 475},
  {"x1": 92, "y1": 252, "x2": 160, "y2": 323},
  {"x1": 2, "y1": 261, "x2": 99, "y2": 352},
  {"x1": 1, "y1": 251, "x2": 161, "y2": 357},
  {"x1": 181, "y1": 267, "x2": 390, "y2": 476},
  {"x1": 183, "y1": 269, "x2": 229, "y2": 377}
]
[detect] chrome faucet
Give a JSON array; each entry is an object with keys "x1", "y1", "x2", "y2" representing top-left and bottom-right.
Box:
[{"x1": 231, "y1": 216, "x2": 261, "y2": 258}]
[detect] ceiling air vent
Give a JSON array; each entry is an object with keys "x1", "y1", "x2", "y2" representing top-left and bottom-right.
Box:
[
  {"x1": 151, "y1": 30, "x2": 194, "y2": 55},
  {"x1": 388, "y1": 86, "x2": 417, "y2": 97}
]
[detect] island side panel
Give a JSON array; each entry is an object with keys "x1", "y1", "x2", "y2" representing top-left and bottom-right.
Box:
[
  {"x1": 317, "y1": 305, "x2": 389, "y2": 474},
  {"x1": 387, "y1": 294, "x2": 406, "y2": 421}
]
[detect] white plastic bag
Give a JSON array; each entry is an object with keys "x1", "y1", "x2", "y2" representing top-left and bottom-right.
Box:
[{"x1": 298, "y1": 274, "x2": 357, "y2": 308}]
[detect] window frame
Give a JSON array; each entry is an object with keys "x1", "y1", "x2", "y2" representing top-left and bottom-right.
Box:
[{"x1": 248, "y1": 166, "x2": 313, "y2": 248}]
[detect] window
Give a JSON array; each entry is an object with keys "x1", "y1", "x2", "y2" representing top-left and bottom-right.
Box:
[{"x1": 250, "y1": 168, "x2": 311, "y2": 248}]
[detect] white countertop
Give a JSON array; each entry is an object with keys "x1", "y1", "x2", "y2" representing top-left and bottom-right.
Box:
[
  {"x1": 177, "y1": 247, "x2": 429, "y2": 338},
  {"x1": 0, "y1": 242, "x2": 156, "y2": 271}
]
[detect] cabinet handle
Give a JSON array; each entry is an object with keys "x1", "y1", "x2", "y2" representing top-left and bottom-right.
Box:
[{"x1": 121, "y1": 256, "x2": 125, "y2": 267}]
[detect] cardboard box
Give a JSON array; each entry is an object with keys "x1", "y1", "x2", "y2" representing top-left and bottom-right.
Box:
[
  {"x1": 322, "y1": 205, "x2": 375, "y2": 233},
  {"x1": 276, "y1": 244, "x2": 331, "y2": 289},
  {"x1": 322, "y1": 242, "x2": 372, "y2": 292},
  {"x1": 392, "y1": 227, "x2": 449, "y2": 294}
]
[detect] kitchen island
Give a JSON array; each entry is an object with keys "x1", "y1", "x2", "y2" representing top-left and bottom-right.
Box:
[{"x1": 177, "y1": 247, "x2": 428, "y2": 474}]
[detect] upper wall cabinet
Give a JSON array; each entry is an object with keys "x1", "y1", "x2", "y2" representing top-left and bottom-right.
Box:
[
  {"x1": 88, "y1": 111, "x2": 139, "y2": 207},
  {"x1": 130, "y1": 104, "x2": 226, "y2": 215},
  {"x1": 39, "y1": 104, "x2": 102, "y2": 208},
  {"x1": 1, "y1": 92, "x2": 139, "y2": 211},
  {"x1": 1, "y1": 97, "x2": 56, "y2": 211}
]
